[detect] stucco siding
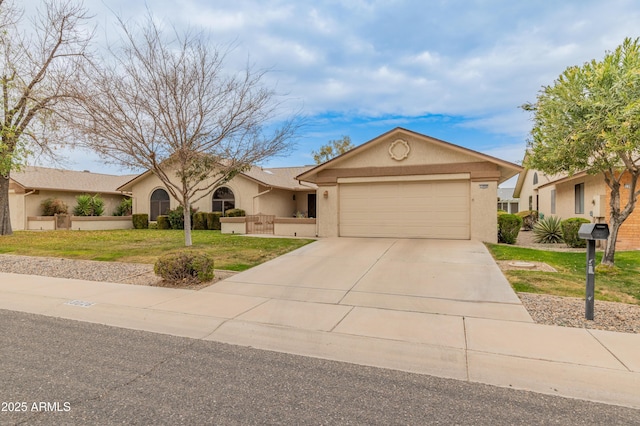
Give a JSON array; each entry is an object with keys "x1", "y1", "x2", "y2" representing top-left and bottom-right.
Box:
[
  {"x1": 471, "y1": 181, "x2": 498, "y2": 243},
  {"x1": 550, "y1": 175, "x2": 605, "y2": 221}
]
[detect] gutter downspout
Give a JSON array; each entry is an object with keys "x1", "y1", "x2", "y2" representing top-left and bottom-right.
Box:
[{"x1": 22, "y1": 190, "x2": 37, "y2": 230}]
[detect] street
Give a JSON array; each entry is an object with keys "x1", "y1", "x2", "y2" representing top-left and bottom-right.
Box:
[{"x1": 1, "y1": 309, "x2": 638, "y2": 425}]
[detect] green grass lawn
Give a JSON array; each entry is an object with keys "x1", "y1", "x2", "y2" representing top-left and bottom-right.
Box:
[
  {"x1": 0, "y1": 230, "x2": 315, "y2": 271},
  {"x1": 487, "y1": 243, "x2": 640, "y2": 305}
]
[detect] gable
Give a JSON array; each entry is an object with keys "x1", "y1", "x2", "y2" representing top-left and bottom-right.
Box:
[{"x1": 298, "y1": 128, "x2": 522, "y2": 184}]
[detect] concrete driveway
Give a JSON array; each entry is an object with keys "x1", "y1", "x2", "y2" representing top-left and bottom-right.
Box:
[{"x1": 205, "y1": 238, "x2": 533, "y2": 322}]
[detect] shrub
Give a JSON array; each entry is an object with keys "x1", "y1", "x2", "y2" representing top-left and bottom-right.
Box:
[
  {"x1": 193, "y1": 211, "x2": 208, "y2": 230},
  {"x1": 154, "y1": 250, "x2": 214, "y2": 284},
  {"x1": 532, "y1": 216, "x2": 563, "y2": 243},
  {"x1": 561, "y1": 217, "x2": 591, "y2": 248},
  {"x1": 516, "y1": 210, "x2": 539, "y2": 231},
  {"x1": 167, "y1": 206, "x2": 198, "y2": 230},
  {"x1": 225, "y1": 208, "x2": 245, "y2": 217},
  {"x1": 497, "y1": 213, "x2": 523, "y2": 244},
  {"x1": 74, "y1": 194, "x2": 104, "y2": 216},
  {"x1": 113, "y1": 198, "x2": 132, "y2": 216},
  {"x1": 156, "y1": 215, "x2": 170, "y2": 229},
  {"x1": 207, "y1": 212, "x2": 222, "y2": 230},
  {"x1": 132, "y1": 213, "x2": 149, "y2": 229},
  {"x1": 41, "y1": 198, "x2": 68, "y2": 216}
]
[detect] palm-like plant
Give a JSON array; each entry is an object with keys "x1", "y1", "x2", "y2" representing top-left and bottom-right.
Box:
[{"x1": 532, "y1": 216, "x2": 563, "y2": 243}]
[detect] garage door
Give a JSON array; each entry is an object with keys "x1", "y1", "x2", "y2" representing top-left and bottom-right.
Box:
[{"x1": 339, "y1": 180, "x2": 470, "y2": 239}]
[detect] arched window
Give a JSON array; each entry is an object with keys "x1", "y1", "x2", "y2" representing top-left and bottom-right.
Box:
[
  {"x1": 212, "y1": 187, "x2": 235, "y2": 215},
  {"x1": 533, "y1": 172, "x2": 539, "y2": 185},
  {"x1": 150, "y1": 188, "x2": 170, "y2": 221}
]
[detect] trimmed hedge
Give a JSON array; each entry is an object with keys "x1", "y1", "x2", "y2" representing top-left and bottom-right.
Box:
[
  {"x1": 562, "y1": 217, "x2": 591, "y2": 248},
  {"x1": 225, "y1": 208, "x2": 245, "y2": 217},
  {"x1": 167, "y1": 206, "x2": 198, "y2": 230},
  {"x1": 498, "y1": 213, "x2": 523, "y2": 244},
  {"x1": 156, "y1": 215, "x2": 170, "y2": 229},
  {"x1": 154, "y1": 250, "x2": 214, "y2": 284},
  {"x1": 132, "y1": 214, "x2": 149, "y2": 229},
  {"x1": 207, "y1": 212, "x2": 222, "y2": 230},
  {"x1": 193, "y1": 211, "x2": 208, "y2": 230}
]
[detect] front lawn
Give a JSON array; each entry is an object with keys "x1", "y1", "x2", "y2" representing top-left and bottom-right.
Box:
[
  {"x1": 487, "y1": 244, "x2": 640, "y2": 305},
  {"x1": 0, "y1": 230, "x2": 315, "y2": 271}
]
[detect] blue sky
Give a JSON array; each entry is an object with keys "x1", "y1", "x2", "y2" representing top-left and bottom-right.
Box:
[{"x1": 25, "y1": 0, "x2": 640, "y2": 186}]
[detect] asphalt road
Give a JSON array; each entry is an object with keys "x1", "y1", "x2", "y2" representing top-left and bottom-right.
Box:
[{"x1": 1, "y1": 309, "x2": 639, "y2": 425}]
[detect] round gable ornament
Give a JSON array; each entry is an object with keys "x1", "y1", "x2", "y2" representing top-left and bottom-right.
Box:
[{"x1": 389, "y1": 139, "x2": 410, "y2": 161}]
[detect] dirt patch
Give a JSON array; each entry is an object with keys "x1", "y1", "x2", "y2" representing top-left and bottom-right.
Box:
[{"x1": 496, "y1": 260, "x2": 557, "y2": 272}]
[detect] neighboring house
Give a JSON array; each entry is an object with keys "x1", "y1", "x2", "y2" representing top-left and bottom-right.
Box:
[
  {"x1": 296, "y1": 128, "x2": 521, "y2": 242},
  {"x1": 497, "y1": 188, "x2": 520, "y2": 213},
  {"x1": 8, "y1": 166, "x2": 136, "y2": 230},
  {"x1": 118, "y1": 165, "x2": 318, "y2": 221},
  {"x1": 514, "y1": 159, "x2": 640, "y2": 250}
]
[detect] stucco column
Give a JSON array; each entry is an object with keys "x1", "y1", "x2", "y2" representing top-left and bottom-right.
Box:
[
  {"x1": 317, "y1": 184, "x2": 339, "y2": 237},
  {"x1": 470, "y1": 180, "x2": 498, "y2": 243}
]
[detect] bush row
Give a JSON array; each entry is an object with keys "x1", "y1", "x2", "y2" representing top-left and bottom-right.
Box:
[
  {"x1": 498, "y1": 210, "x2": 592, "y2": 247},
  {"x1": 41, "y1": 196, "x2": 132, "y2": 217},
  {"x1": 132, "y1": 208, "x2": 245, "y2": 230}
]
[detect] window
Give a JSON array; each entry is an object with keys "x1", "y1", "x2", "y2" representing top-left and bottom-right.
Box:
[
  {"x1": 510, "y1": 202, "x2": 519, "y2": 214},
  {"x1": 150, "y1": 188, "x2": 170, "y2": 221},
  {"x1": 528, "y1": 196, "x2": 533, "y2": 211},
  {"x1": 575, "y1": 183, "x2": 584, "y2": 214},
  {"x1": 551, "y1": 189, "x2": 556, "y2": 214},
  {"x1": 212, "y1": 187, "x2": 235, "y2": 215},
  {"x1": 533, "y1": 172, "x2": 538, "y2": 185}
]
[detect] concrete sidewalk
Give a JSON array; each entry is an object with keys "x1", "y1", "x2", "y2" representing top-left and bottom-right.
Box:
[{"x1": 0, "y1": 238, "x2": 638, "y2": 409}]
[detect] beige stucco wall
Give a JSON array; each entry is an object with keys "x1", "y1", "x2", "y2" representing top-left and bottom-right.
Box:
[
  {"x1": 337, "y1": 133, "x2": 484, "y2": 169},
  {"x1": 538, "y1": 174, "x2": 606, "y2": 221},
  {"x1": 317, "y1": 185, "x2": 339, "y2": 237},
  {"x1": 254, "y1": 188, "x2": 297, "y2": 217},
  {"x1": 471, "y1": 181, "x2": 498, "y2": 243},
  {"x1": 9, "y1": 191, "x2": 25, "y2": 230},
  {"x1": 273, "y1": 218, "x2": 317, "y2": 237},
  {"x1": 127, "y1": 170, "x2": 298, "y2": 217}
]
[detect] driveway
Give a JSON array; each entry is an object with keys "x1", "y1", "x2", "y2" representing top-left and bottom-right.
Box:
[{"x1": 204, "y1": 238, "x2": 533, "y2": 323}]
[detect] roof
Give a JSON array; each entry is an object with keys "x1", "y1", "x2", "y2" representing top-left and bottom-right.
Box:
[
  {"x1": 497, "y1": 188, "x2": 518, "y2": 201},
  {"x1": 117, "y1": 165, "x2": 318, "y2": 192},
  {"x1": 296, "y1": 127, "x2": 523, "y2": 184},
  {"x1": 10, "y1": 166, "x2": 137, "y2": 195},
  {"x1": 243, "y1": 165, "x2": 317, "y2": 190}
]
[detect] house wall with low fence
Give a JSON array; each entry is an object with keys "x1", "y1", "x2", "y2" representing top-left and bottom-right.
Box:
[
  {"x1": 27, "y1": 215, "x2": 133, "y2": 231},
  {"x1": 221, "y1": 216, "x2": 316, "y2": 237}
]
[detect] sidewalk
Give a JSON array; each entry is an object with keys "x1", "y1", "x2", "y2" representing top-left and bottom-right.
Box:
[{"x1": 1, "y1": 270, "x2": 638, "y2": 409}]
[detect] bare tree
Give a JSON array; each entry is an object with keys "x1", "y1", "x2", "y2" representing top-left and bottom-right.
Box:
[
  {"x1": 0, "y1": 0, "x2": 92, "y2": 235},
  {"x1": 70, "y1": 16, "x2": 299, "y2": 246}
]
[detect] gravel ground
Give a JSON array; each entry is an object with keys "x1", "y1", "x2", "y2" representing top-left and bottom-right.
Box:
[{"x1": 0, "y1": 253, "x2": 638, "y2": 333}]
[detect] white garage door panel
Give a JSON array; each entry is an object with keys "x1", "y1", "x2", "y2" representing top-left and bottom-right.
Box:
[{"x1": 339, "y1": 180, "x2": 469, "y2": 239}]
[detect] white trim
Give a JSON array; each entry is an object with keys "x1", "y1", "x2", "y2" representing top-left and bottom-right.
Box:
[{"x1": 337, "y1": 173, "x2": 470, "y2": 184}]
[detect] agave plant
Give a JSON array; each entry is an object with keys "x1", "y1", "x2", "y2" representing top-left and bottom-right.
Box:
[{"x1": 532, "y1": 216, "x2": 563, "y2": 244}]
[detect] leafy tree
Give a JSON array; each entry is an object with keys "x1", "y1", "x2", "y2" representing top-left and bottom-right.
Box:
[
  {"x1": 523, "y1": 37, "x2": 640, "y2": 266},
  {"x1": 312, "y1": 136, "x2": 354, "y2": 164},
  {"x1": 70, "y1": 15, "x2": 299, "y2": 246},
  {"x1": 0, "y1": 0, "x2": 91, "y2": 235}
]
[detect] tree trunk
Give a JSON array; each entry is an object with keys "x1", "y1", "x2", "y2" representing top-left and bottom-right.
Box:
[
  {"x1": 0, "y1": 173, "x2": 13, "y2": 235},
  {"x1": 183, "y1": 199, "x2": 192, "y2": 247},
  {"x1": 601, "y1": 220, "x2": 620, "y2": 266}
]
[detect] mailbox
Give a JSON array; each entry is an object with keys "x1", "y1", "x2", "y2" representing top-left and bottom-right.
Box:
[{"x1": 578, "y1": 223, "x2": 610, "y2": 240}]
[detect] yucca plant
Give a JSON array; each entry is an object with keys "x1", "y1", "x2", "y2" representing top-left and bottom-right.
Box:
[{"x1": 532, "y1": 215, "x2": 563, "y2": 243}]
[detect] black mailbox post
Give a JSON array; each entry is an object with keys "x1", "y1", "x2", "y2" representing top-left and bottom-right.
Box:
[{"x1": 578, "y1": 223, "x2": 610, "y2": 320}]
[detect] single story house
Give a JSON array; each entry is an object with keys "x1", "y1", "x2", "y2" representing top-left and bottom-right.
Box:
[
  {"x1": 9, "y1": 166, "x2": 135, "y2": 230},
  {"x1": 294, "y1": 128, "x2": 521, "y2": 242},
  {"x1": 514, "y1": 161, "x2": 640, "y2": 250}
]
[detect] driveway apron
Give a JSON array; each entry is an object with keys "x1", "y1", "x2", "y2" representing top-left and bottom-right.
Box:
[{"x1": 205, "y1": 238, "x2": 533, "y2": 323}]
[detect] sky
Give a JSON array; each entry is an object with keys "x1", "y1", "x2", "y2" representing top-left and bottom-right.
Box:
[{"x1": 22, "y1": 0, "x2": 640, "y2": 187}]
